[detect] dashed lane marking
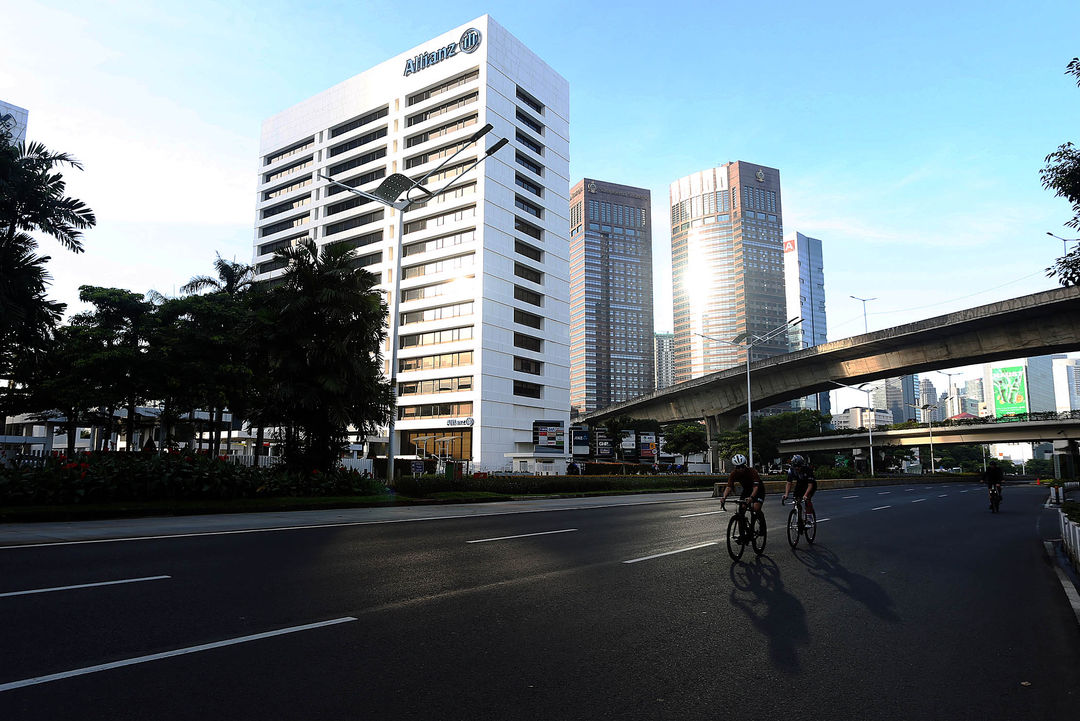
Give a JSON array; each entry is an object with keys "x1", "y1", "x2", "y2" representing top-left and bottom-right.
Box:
[
  {"x1": 872, "y1": 506, "x2": 892, "y2": 511},
  {"x1": 0, "y1": 575, "x2": 171, "y2": 599},
  {"x1": 680, "y1": 510, "x2": 724, "y2": 518},
  {"x1": 467, "y1": 529, "x2": 577, "y2": 544},
  {"x1": 912, "y1": 499, "x2": 927, "y2": 503},
  {"x1": 842, "y1": 495, "x2": 859, "y2": 499},
  {"x1": 623, "y1": 542, "x2": 718, "y2": 564}
]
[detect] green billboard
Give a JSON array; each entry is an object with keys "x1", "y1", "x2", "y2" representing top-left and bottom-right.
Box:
[{"x1": 991, "y1": 366, "x2": 1028, "y2": 416}]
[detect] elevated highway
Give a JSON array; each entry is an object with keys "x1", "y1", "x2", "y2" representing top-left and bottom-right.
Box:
[{"x1": 583, "y1": 285, "x2": 1080, "y2": 428}]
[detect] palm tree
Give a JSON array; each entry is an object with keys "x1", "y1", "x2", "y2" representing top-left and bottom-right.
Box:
[
  {"x1": 251, "y1": 238, "x2": 392, "y2": 473},
  {"x1": 180, "y1": 253, "x2": 255, "y2": 296}
]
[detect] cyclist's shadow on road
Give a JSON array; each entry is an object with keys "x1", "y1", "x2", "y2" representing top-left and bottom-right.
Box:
[
  {"x1": 792, "y1": 544, "x2": 899, "y2": 623},
  {"x1": 727, "y1": 556, "x2": 808, "y2": 674}
]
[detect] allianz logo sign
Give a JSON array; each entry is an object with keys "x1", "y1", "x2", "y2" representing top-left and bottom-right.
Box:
[
  {"x1": 403, "y1": 28, "x2": 482, "y2": 77},
  {"x1": 447, "y1": 417, "x2": 475, "y2": 427}
]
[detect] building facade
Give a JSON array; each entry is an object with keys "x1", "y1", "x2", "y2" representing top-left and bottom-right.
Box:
[
  {"x1": 1052, "y1": 357, "x2": 1080, "y2": 412},
  {"x1": 252, "y1": 16, "x2": 571, "y2": 470},
  {"x1": 654, "y1": 332, "x2": 675, "y2": 391},
  {"x1": 670, "y1": 163, "x2": 788, "y2": 383},
  {"x1": 871, "y1": 375, "x2": 919, "y2": 424},
  {"x1": 0, "y1": 100, "x2": 28, "y2": 143},
  {"x1": 568, "y1": 179, "x2": 653, "y2": 414},
  {"x1": 832, "y1": 407, "x2": 893, "y2": 430},
  {"x1": 784, "y1": 231, "x2": 829, "y2": 416}
]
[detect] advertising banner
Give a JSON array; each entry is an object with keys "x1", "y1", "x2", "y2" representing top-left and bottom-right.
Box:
[
  {"x1": 991, "y1": 366, "x2": 1028, "y2": 417},
  {"x1": 571, "y1": 430, "x2": 590, "y2": 457},
  {"x1": 532, "y1": 420, "x2": 565, "y2": 453},
  {"x1": 639, "y1": 432, "x2": 656, "y2": 459},
  {"x1": 594, "y1": 429, "x2": 614, "y2": 458}
]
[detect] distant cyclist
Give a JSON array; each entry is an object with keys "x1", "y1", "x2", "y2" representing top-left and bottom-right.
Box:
[
  {"x1": 721, "y1": 453, "x2": 765, "y2": 513},
  {"x1": 984, "y1": 459, "x2": 1004, "y2": 508},
  {"x1": 783, "y1": 454, "x2": 817, "y2": 515}
]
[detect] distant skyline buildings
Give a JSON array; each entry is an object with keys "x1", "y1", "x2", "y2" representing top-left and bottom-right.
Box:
[
  {"x1": 784, "y1": 231, "x2": 829, "y2": 416},
  {"x1": 569, "y1": 179, "x2": 654, "y2": 415},
  {"x1": 871, "y1": 375, "x2": 919, "y2": 424},
  {"x1": 669, "y1": 162, "x2": 787, "y2": 384},
  {"x1": 654, "y1": 332, "x2": 675, "y2": 391}
]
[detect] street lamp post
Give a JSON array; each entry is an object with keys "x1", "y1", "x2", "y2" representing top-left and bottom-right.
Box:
[
  {"x1": 850, "y1": 295, "x2": 877, "y2": 334},
  {"x1": 830, "y1": 380, "x2": 875, "y2": 477},
  {"x1": 318, "y1": 124, "x2": 508, "y2": 483},
  {"x1": 696, "y1": 317, "x2": 802, "y2": 470},
  {"x1": 938, "y1": 370, "x2": 963, "y2": 418},
  {"x1": 908, "y1": 402, "x2": 937, "y2": 474},
  {"x1": 1047, "y1": 231, "x2": 1080, "y2": 256}
]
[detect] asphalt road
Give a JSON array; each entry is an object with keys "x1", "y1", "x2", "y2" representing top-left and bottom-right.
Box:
[{"x1": 1, "y1": 483, "x2": 1077, "y2": 720}]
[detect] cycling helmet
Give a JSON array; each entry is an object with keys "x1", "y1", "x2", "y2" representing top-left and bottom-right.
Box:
[
  {"x1": 791, "y1": 454, "x2": 806, "y2": 466},
  {"x1": 731, "y1": 453, "x2": 748, "y2": 467}
]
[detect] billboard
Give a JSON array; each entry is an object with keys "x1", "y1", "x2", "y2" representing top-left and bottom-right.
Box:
[
  {"x1": 532, "y1": 420, "x2": 565, "y2": 453},
  {"x1": 991, "y1": 366, "x2": 1028, "y2": 417},
  {"x1": 571, "y1": 430, "x2": 590, "y2": 457},
  {"x1": 593, "y1": 429, "x2": 614, "y2": 458},
  {"x1": 639, "y1": 432, "x2": 656, "y2": 459}
]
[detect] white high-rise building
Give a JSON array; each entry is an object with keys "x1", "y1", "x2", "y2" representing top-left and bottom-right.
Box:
[
  {"x1": 654, "y1": 332, "x2": 675, "y2": 391},
  {"x1": 1051, "y1": 357, "x2": 1080, "y2": 412},
  {"x1": 784, "y1": 231, "x2": 829, "y2": 416},
  {"x1": 253, "y1": 16, "x2": 570, "y2": 471},
  {"x1": 0, "y1": 100, "x2": 28, "y2": 143}
]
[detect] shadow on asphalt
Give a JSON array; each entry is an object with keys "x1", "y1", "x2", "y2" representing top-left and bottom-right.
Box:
[
  {"x1": 792, "y1": 544, "x2": 900, "y2": 622},
  {"x1": 727, "y1": 555, "x2": 808, "y2": 674}
]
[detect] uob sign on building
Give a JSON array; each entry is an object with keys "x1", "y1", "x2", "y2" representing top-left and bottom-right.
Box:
[{"x1": 403, "y1": 28, "x2": 482, "y2": 77}]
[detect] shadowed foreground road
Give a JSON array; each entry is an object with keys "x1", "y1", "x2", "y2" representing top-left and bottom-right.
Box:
[{"x1": 0, "y1": 484, "x2": 1077, "y2": 720}]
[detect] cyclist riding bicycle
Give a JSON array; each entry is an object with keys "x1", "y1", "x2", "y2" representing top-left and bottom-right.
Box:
[
  {"x1": 984, "y1": 459, "x2": 1004, "y2": 509},
  {"x1": 721, "y1": 453, "x2": 765, "y2": 512},
  {"x1": 783, "y1": 454, "x2": 817, "y2": 515}
]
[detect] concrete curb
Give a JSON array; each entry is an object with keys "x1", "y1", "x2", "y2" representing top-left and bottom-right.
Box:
[{"x1": 1042, "y1": 541, "x2": 1080, "y2": 629}]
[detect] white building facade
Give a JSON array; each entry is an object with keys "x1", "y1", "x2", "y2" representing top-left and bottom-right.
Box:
[
  {"x1": 253, "y1": 16, "x2": 571, "y2": 471},
  {"x1": 832, "y1": 406, "x2": 893, "y2": 430},
  {"x1": 0, "y1": 100, "x2": 28, "y2": 143}
]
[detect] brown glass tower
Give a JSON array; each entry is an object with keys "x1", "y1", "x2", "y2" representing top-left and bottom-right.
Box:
[
  {"x1": 569, "y1": 179, "x2": 654, "y2": 414},
  {"x1": 670, "y1": 162, "x2": 788, "y2": 383}
]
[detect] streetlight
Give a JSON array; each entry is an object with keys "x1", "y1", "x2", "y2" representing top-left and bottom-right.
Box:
[
  {"x1": 1047, "y1": 232, "x2": 1080, "y2": 256},
  {"x1": 695, "y1": 317, "x2": 802, "y2": 470},
  {"x1": 318, "y1": 123, "x2": 508, "y2": 482},
  {"x1": 850, "y1": 295, "x2": 876, "y2": 334},
  {"x1": 830, "y1": 380, "x2": 875, "y2": 477},
  {"x1": 908, "y1": 402, "x2": 938, "y2": 474}
]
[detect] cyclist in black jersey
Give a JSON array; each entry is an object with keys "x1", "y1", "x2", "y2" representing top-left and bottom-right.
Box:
[
  {"x1": 721, "y1": 453, "x2": 765, "y2": 512},
  {"x1": 984, "y1": 459, "x2": 1004, "y2": 508},
  {"x1": 783, "y1": 454, "x2": 817, "y2": 515}
]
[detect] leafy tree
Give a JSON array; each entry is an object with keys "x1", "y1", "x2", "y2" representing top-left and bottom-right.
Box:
[
  {"x1": 0, "y1": 234, "x2": 64, "y2": 388},
  {"x1": 601, "y1": 415, "x2": 635, "y2": 470},
  {"x1": 250, "y1": 239, "x2": 391, "y2": 474},
  {"x1": 750, "y1": 409, "x2": 831, "y2": 466},
  {"x1": 1042, "y1": 57, "x2": 1080, "y2": 285},
  {"x1": 662, "y1": 422, "x2": 708, "y2": 460}
]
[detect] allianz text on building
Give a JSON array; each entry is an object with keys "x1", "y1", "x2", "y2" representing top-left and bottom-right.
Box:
[{"x1": 252, "y1": 16, "x2": 570, "y2": 470}]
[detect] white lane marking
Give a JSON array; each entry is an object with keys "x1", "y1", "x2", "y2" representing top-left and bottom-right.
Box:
[
  {"x1": 872, "y1": 506, "x2": 891, "y2": 511},
  {"x1": 815, "y1": 517, "x2": 832, "y2": 522},
  {"x1": 960, "y1": 490, "x2": 970, "y2": 494},
  {"x1": 1043, "y1": 542, "x2": 1080, "y2": 627},
  {"x1": 842, "y1": 495, "x2": 858, "y2": 499},
  {"x1": 912, "y1": 499, "x2": 927, "y2": 503},
  {"x1": 467, "y1": 528, "x2": 577, "y2": 544},
  {"x1": 938, "y1": 494, "x2": 948, "y2": 497},
  {"x1": 0, "y1": 617, "x2": 357, "y2": 693},
  {"x1": 905, "y1": 488, "x2": 915, "y2": 491},
  {"x1": 0, "y1": 497, "x2": 710, "y2": 550},
  {"x1": 623, "y1": 542, "x2": 718, "y2": 564},
  {"x1": 0, "y1": 575, "x2": 171, "y2": 599},
  {"x1": 878, "y1": 492, "x2": 892, "y2": 495},
  {"x1": 680, "y1": 510, "x2": 724, "y2": 518}
]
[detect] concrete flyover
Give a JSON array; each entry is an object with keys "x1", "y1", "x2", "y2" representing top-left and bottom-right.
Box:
[
  {"x1": 582, "y1": 284, "x2": 1080, "y2": 427},
  {"x1": 777, "y1": 415, "x2": 1080, "y2": 454}
]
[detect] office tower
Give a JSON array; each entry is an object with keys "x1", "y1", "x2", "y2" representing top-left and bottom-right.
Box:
[
  {"x1": 1052, "y1": 357, "x2": 1080, "y2": 412},
  {"x1": 919, "y1": 378, "x2": 943, "y2": 422},
  {"x1": 870, "y1": 375, "x2": 919, "y2": 424},
  {"x1": 784, "y1": 231, "x2": 830, "y2": 416},
  {"x1": 569, "y1": 179, "x2": 654, "y2": 414},
  {"x1": 0, "y1": 100, "x2": 28, "y2": 143},
  {"x1": 983, "y1": 355, "x2": 1057, "y2": 417},
  {"x1": 654, "y1": 332, "x2": 675, "y2": 391},
  {"x1": 832, "y1": 407, "x2": 893, "y2": 430},
  {"x1": 253, "y1": 17, "x2": 570, "y2": 470},
  {"x1": 670, "y1": 163, "x2": 787, "y2": 383}
]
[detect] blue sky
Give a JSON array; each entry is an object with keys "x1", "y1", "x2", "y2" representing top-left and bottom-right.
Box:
[{"x1": 4, "y1": 0, "x2": 1079, "y2": 405}]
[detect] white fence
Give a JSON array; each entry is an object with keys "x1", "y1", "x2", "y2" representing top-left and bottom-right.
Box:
[{"x1": 1059, "y1": 481, "x2": 1080, "y2": 576}]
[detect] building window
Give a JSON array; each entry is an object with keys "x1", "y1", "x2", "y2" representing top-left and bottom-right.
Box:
[
  {"x1": 401, "y1": 300, "x2": 474, "y2": 325},
  {"x1": 403, "y1": 228, "x2": 476, "y2": 257},
  {"x1": 261, "y1": 214, "x2": 309, "y2": 237},
  {"x1": 325, "y1": 195, "x2": 372, "y2": 217},
  {"x1": 399, "y1": 326, "x2": 474, "y2": 349},
  {"x1": 264, "y1": 138, "x2": 314, "y2": 166},
  {"x1": 514, "y1": 356, "x2": 543, "y2": 375},
  {"x1": 513, "y1": 380, "x2": 543, "y2": 398},
  {"x1": 516, "y1": 86, "x2": 544, "y2": 114},
  {"x1": 263, "y1": 157, "x2": 313, "y2": 184},
  {"x1": 405, "y1": 138, "x2": 472, "y2": 169},
  {"x1": 329, "y1": 107, "x2": 389, "y2": 138},
  {"x1": 514, "y1": 263, "x2": 543, "y2": 284},
  {"x1": 403, "y1": 205, "x2": 476, "y2": 234},
  {"x1": 398, "y1": 401, "x2": 474, "y2": 420},
  {"x1": 514, "y1": 332, "x2": 543, "y2": 352},
  {"x1": 514, "y1": 240, "x2": 543, "y2": 262},
  {"x1": 515, "y1": 130, "x2": 543, "y2": 155},
  {"x1": 399, "y1": 350, "x2": 473, "y2": 372},
  {"x1": 399, "y1": 376, "x2": 473, "y2": 396},
  {"x1": 514, "y1": 285, "x2": 543, "y2": 306},
  {"x1": 263, "y1": 175, "x2": 313, "y2": 201},
  {"x1": 328, "y1": 230, "x2": 382, "y2": 254},
  {"x1": 407, "y1": 69, "x2": 480, "y2": 106},
  {"x1": 401, "y1": 252, "x2": 475, "y2": 280},
  {"x1": 406, "y1": 113, "x2": 478, "y2": 148},
  {"x1": 406, "y1": 92, "x2": 478, "y2": 127},
  {"x1": 328, "y1": 126, "x2": 388, "y2": 157},
  {"x1": 324, "y1": 209, "x2": 384, "y2": 236},
  {"x1": 515, "y1": 174, "x2": 542, "y2": 198},
  {"x1": 257, "y1": 233, "x2": 305, "y2": 257},
  {"x1": 515, "y1": 108, "x2": 543, "y2": 134},
  {"x1": 327, "y1": 147, "x2": 386, "y2": 177},
  {"x1": 514, "y1": 216, "x2": 543, "y2": 240},
  {"x1": 514, "y1": 308, "x2": 543, "y2": 329},
  {"x1": 515, "y1": 195, "x2": 543, "y2": 219},
  {"x1": 515, "y1": 152, "x2": 543, "y2": 176},
  {"x1": 262, "y1": 194, "x2": 311, "y2": 219}
]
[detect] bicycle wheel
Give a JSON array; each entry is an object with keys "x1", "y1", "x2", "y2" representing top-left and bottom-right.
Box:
[
  {"x1": 787, "y1": 506, "x2": 800, "y2": 548},
  {"x1": 991, "y1": 491, "x2": 1000, "y2": 514},
  {"x1": 805, "y1": 511, "x2": 816, "y2": 544},
  {"x1": 751, "y1": 510, "x2": 767, "y2": 555},
  {"x1": 727, "y1": 513, "x2": 746, "y2": 561}
]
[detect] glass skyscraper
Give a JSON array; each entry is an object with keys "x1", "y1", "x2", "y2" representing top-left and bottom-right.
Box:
[
  {"x1": 670, "y1": 163, "x2": 788, "y2": 383},
  {"x1": 569, "y1": 179, "x2": 653, "y2": 414},
  {"x1": 784, "y1": 231, "x2": 829, "y2": 416}
]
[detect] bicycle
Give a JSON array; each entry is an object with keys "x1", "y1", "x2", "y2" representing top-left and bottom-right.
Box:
[
  {"x1": 783, "y1": 495, "x2": 816, "y2": 548},
  {"x1": 722, "y1": 496, "x2": 767, "y2": 561},
  {"x1": 988, "y1": 485, "x2": 1001, "y2": 514}
]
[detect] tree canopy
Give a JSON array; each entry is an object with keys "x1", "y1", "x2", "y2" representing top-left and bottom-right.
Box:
[{"x1": 1042, "y1": 57, "x2": 1080, "y2": 285}]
